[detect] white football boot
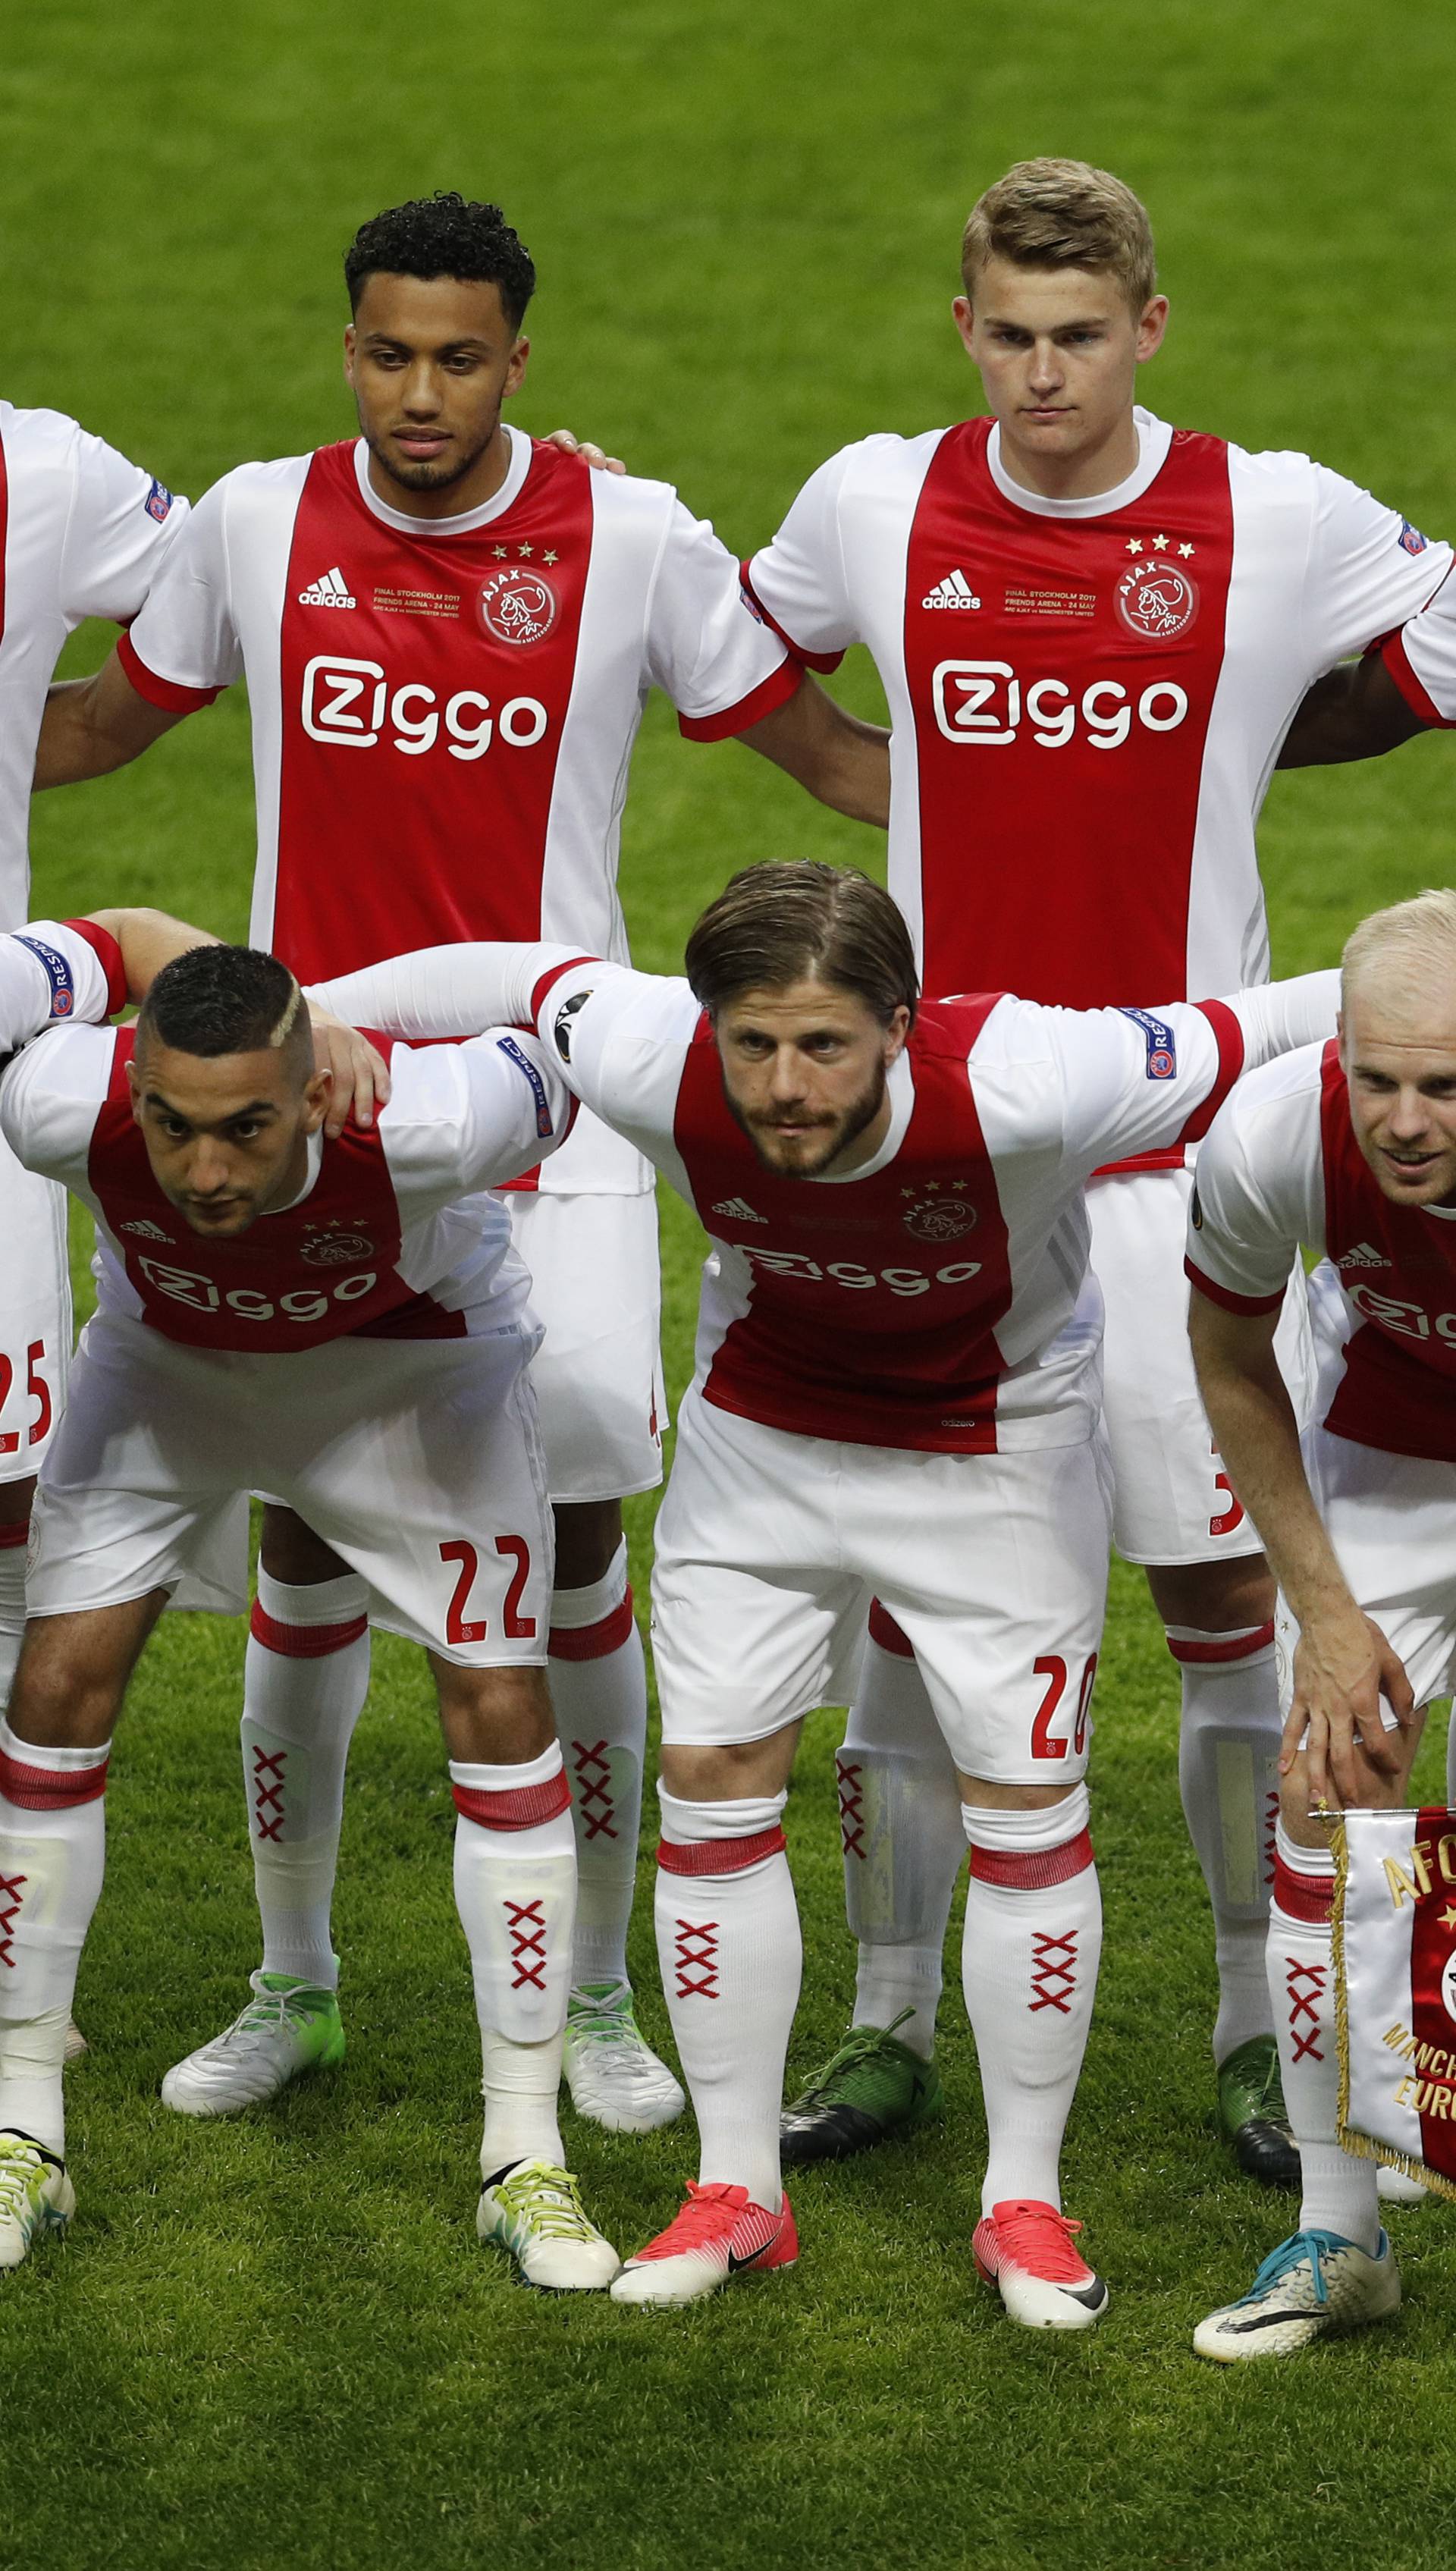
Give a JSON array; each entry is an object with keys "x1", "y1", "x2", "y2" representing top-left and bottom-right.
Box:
[
  {"x1": 972, "y1": 2199, "x2": 1109, "y2": 2331},
  {"x1": 476, "y1": 2157, "x2": 620, "y2": 2290},
  {"x1": 610, "y1": 2181, "x2": 799, "y2": 2307},
  {"x1": 562, "y1": 1982, "x2": 686, "y2": 2133},
  {"x1": 0, "y1": 2132, "x2": 75, "y2": 2269},
  {"x1": 1194, "y1": 2227, "x2": 1401, "y2": 2360},
  {"x1": 161, "y1": 1972, "x2": 345, "y2": 2117}
]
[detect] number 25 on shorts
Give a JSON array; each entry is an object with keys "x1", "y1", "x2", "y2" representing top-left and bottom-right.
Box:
[
  {"x1": 1031, "y1": 1653, "x2": 1098, "y2": 1761},
  {"x1": 438, "y1": 1539, "x2": 537, "y2": 1646},
  {"x1": 0, "y1": 1339, "x2": 52, "y2": 1456}
]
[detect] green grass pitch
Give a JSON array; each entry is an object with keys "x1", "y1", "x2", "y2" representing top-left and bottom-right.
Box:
[{"x1": 5, "y1": 2, "x2": 1456, "y2": 2562}]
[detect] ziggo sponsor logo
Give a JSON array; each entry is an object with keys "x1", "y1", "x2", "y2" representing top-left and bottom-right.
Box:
[
  {"x1": 302, "y1": 656, "x2": 548, "y2": 761},
  {"x1": 742, "y1": 1244, "x2": 983, "y2": 1298},
  {"x1": 138, "y1": 1255, "x2": 378, "y2": 1323},
  {"x1": 932, "y1": 658, "x2": 1189, "y2": 749},
  {"x1": 1347, "y1": 1280, "x2": 1456, "y2": 1344}
]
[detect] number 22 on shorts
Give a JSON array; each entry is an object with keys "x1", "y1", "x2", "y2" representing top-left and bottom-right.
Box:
[{"x1": 438, "y1": 1538, "x2": 538, "y2": 1646}]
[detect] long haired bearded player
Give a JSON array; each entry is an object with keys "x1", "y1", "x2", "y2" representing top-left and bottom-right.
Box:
[{"x1": 310, "y1": 859, "x2": 1341, "y2": 2317}]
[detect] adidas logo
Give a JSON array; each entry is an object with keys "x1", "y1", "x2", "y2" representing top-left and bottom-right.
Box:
[
  {"x1": 1338, "y1": 1241, "x2": 1389, "y2": 1270},
  {"x1": 298, "y1": 567, "x2": 356, "y2": 608},
  {"x1": 712, "y1": 1197, "x2": 767, "y2": 1223},
  {"x1": 120, "y1": 1218, "x2": 174, "y2": 1242},
  {"x1": 922, "y1": 569, "x2": 981, "y2": 610}
]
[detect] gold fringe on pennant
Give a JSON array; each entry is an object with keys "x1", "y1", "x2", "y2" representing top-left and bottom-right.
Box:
[{"x1": 1332, "y1": 1806, "x2": 1456, "y2": 2205}]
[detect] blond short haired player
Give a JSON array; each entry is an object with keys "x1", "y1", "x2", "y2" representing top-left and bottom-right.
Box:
[
  {"x1": 1186, "y1": 890, "x2": 1456, "y2": 2354},
  {"x1": 739, "y1": 157, "x2": 1454, "y2": 2184}
]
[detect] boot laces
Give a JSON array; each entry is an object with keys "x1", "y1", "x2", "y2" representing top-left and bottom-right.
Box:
[
  {"x1": 637, "y1": 2181, "x2": 751, "y2": 2258},
  {"x1": 993, "y1": 2200, "x2": 1092, "y2": 2284},
  {"x1": 494, "y1": 2162, "x2": 598, "y2": 2243},
  {"x1": 794, "y1": 2009, "x2": 915, "y2": 2105},
  {"x1": 0, "y1": 2136, "x2": 47, "y2": 2218}
]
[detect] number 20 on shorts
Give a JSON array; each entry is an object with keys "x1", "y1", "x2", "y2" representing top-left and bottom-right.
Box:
[{"x1": 438, "y1": 1539, "x2": 537, "y2": 1646}]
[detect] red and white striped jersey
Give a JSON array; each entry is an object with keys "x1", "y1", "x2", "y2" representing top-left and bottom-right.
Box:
[
  {"x1": 119, "y1": 430, "x2": 797, "y2": 1191},
  {"x1": 1186, "y1": 1042, "x2": 1456, "y2": 1461},
  {"x1": 0, "y1": 403, "x2": 186, "y2": 930},
  {"x1": 745, "y1": 410, "x2": 1448, "y2": 1009},
  {"x1": 0, "y1": 919, "x2": 573, "y2": 1353},
  {"x1": 313, "y1": 939, "x2": 1339, "y2": 1455}
]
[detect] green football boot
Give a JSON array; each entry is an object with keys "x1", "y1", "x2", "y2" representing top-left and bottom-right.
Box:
[
  {"x1": 161, "y1": 1970, "x2": 346, "y2": 2117},
  {"x1": 780, "y1": 2013, "x2": 945, "y2": 2165},
  {"x1": 1217, "y1": 2033, "x2": 1299, "y2": 2187}
]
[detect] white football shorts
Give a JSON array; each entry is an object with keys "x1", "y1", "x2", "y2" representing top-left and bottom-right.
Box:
[
  {"x1": 27, "y1": 1311, "x2": 553, "y2": 1665},
  {"x1": 507, "y1": 1189, "x2": 665, "y2": 1504},
  {"x1": 1275, "y1": 1263, "x2": 1456, "y2": 1715},
  {"x1": 0, "y1": 1125, "x2": 70, "y2": 1486},
  {"x1": 650, "y1": 1383, "x2": 1113, "y2": 1785},
  {"x1": 1089, "y1": 1163, "x2": 1311, "y2": 1567}
]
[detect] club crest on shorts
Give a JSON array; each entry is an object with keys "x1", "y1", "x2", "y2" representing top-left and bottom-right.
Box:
[
  {"x1": 479, "y1": 566, "x2": 558, "y2": 646},
  {"x1": 1116, "y1": 557, "x2": 1198, "y2": 642},
  {"x1": 899, "y1": 1180, "x2": 977, "y2": 1242},
  {"x1": 299, "y1": 1222, "x2": 375, "y2": 1267}
]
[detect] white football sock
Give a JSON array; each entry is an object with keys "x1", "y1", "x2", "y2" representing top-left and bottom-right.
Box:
[
  {"x1": 548, "y1": 1541, "x2": 645, "y2": 1992},
  {"x1": 657, "y1": 1784, "x2": 798, "y2": 2212},
  {"x1": 0, "y1": 1527, "x2": 27, "y2": 1712},
  {"x1": 1168, "y1": 1620, "x2": 1282, "y2": 2064},
  {"x1": 450, "y1": 1741, "x2": 577, "y2": 2174},
  {"x1": 841, "y1": 1615, "x2": 965, "y2": 2061},
  {"x1": 0, "y1": 1718, "x2": 111, "y2": 2156},
  {"x1": 961, "y1": 1788, "x2": 1102, "y2": 2216},
  {"x1": 243, "y1": 1569, "x2": 370, "y2": 1990},
  {"x1": 1269, "y1": 1825, "x2": 1379, "y2": 2252}
]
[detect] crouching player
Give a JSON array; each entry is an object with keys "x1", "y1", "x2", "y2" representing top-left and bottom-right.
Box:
[
  {"x1": 1187, "y1": 888, "x2": 1456, "y2": 2357},
  {"x1": 0, "y1": 912, "x2": 620, "y2": 2288},
  {"x1": 313, "y1": 859, "x2": 1340, "y2": 2319}
]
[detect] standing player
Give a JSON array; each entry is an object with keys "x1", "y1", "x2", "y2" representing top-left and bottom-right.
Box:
[
  {"x1": 311, "y1": 860, "x2": 1340, "y2": 2315},
  {"x1": 34, "y1": 194, "x2": 889, "y2": 2133},
  {"x1": 0, "y1": 403, "x2": 188, "y2": 1711},
  {"x1": 740, "y1": 159, "x2": 1452, "y2": 2182},
  {"x1": 1185, "y1": 889, "x2": 1456, "y2": 2355},
  {"x1": 0, "y1": 906, "x2": 625, "y2": 2286}
]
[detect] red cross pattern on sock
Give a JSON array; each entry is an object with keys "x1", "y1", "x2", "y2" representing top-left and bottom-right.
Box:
[
  {"x1": 674, "y1": 1918, "x2": 719, "y2": 2000},
  {"x1": 1285, "y1": 1954, "x2": 1326, "y2": 2063},
  {"x1": 836, "y1": 1757, "x2": 866, "y2": 1863},
  {"x1": 570, "y1": 1738, "x2": 618, "y2": 1841},
  {"x1": 1029, "y1": 1928, "x2": 1079, "y2": 2014},
  {"x1": 251, "y1": 1745, "x2": 287, "y2": 1844},
  {"x1": 0, "y1": 1869, "x2": 25, "y2": 1969},
  {"x1": 505, "y1": 1896, "x2": 549, "y2": 1992}
]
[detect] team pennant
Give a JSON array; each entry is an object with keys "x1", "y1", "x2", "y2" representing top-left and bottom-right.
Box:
[{"x1": 1333, "y1": 1805, "x2": 1456, "y2": 2201}]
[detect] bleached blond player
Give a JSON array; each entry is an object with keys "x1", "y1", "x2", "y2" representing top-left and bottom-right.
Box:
[
  {"x1": 0, "y1": 912, "x2": 622, "y2": 2290},
  {"x1": 1186, "y1": 890, "x2": 1456, "y2": 2358},
  {"x1": 315, "y1": 860, "x2": 1339, "y2": 2320},
  {"x1": 36, "y1": 196, "x2": 887, "y2": 2135},
  {"x1": 0, "y1": 404, "x2": 188, "y2": 1701},
  {"x1": 741, "y1": 159, "x2": 1453, "y2": 2183}
]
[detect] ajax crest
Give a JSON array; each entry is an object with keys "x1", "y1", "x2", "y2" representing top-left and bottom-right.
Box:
[
  {"x1": 900, "y1": 1183, "x2": 977, "y2": 1244},
  {"x1": 1116, "y1": 559, "x2": 1198, "y2": 642},
  {"x1": 300, "y1": 1224, "x2": 375, "y2": 1268},
  {"x1": 479, "y1": 567, "x2": 558, "y2": 646}
]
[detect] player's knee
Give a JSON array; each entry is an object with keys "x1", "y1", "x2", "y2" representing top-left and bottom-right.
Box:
[
  {"x1": 7, "y1": 1634, "x2": 121, "y2": 1749},
  {"x1": 259, "y1": 1504, "x2": 350, "y2": 1587},
  {"x1": 661, "y1": 1730, "x2": 798, "y2": 1803},
  {"x1": 1147, "y1": 1554, "x2": 1275, "y2": 1632},
  {"x1": 432, "y1": 1659, "x2": 555, "y2": 1765},
  {"x1": 958, "y1": 1773, "x2": 1081, "y2": 1812},
  {"x1": 551, "y1": 1499, "x2": 623, "y2": 1590}
]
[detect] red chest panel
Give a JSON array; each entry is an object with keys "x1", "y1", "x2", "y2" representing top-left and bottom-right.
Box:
[
  {"x1": 89, "y1": 1030, "x2": 465, "y2": 1352},
  {"x1": 272, "y1": 441, "x2": 594, "y2": 981},
  {"x1": 902, "y1": 421, "x2": 1235, "y2": 1007},
  {"x1": 672, "y1": 997, "x2": 1014, "y2": 1452},
  {"x1": 1319, "y1": 1043, "x2": 1456, "y2": 1458}
]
